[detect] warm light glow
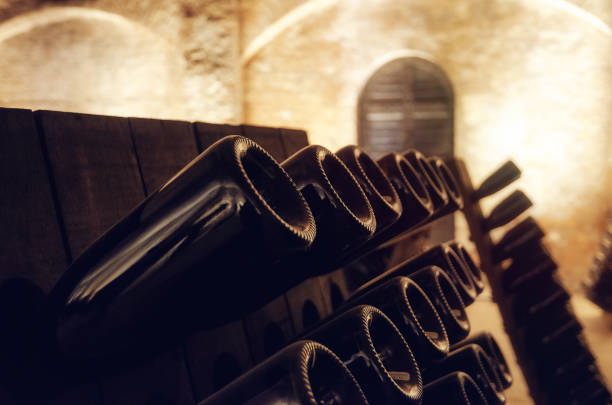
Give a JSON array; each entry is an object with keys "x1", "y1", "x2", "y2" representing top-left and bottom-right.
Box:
[{"x1": 243, "y1": 0, "x2": 612, "y2": 293}]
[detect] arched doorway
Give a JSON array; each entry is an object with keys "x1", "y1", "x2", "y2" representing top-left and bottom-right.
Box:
[{"x1": 358, "y1": 57, "x2": 454, "y2": 243}]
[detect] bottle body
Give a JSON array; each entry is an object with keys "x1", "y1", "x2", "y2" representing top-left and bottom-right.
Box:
[
  {"x1": 302, "y1": 305, "x2": 423, "y2": 405},
  {"x1": 200, "y1": 341, "x2": 370, "y2": 405},
  {"x1": 48, "y1": 136, "x2": 317, "y2": 363}
]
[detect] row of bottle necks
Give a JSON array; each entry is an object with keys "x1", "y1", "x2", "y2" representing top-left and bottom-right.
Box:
[
  {"x1": 488, "y1": 212, "x2": 612, "y2": 405},
  {"x1": 199, "y1": 238, "x2": 511, "y2": 405},
  {"x1": 4, "y1": 135, "x2": 540, "y2": 404},
  {"x1": 45, "y1": 136, "x2": 470, "y2": 363}
]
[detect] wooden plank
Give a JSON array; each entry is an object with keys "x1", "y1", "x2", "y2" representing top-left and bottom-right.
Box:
[
  {"x1": 35, "y1": 110, "x2": 140, "y2": 405},
  {"x1": 279, "y1": 128, "x2": 308, "y2": 158},
  {"x1": 193, "y1": 122, "x2": 240, "y2": 153},
  {"x1": 243, "y1": 296, "x2": 294, "y2": 363},
  {"x1": 128, "y1": 118, "x2": 199, "y2": 194},
  {"x1": 285, "y1": 278, "x2": 328, "y2": 334},
  {"x1": 0, "y1": 108, "x2": 68, "y2": 292},
  {"x1": 0, "y1": 109, "x2": 101, "y2": 405},
  {"x1": 448, "y1": 158, "x2": 546, "y2": 405},
  {"x1": 240, "y1": 125, "x2": 286, "y2": 161},
  {"x1": 37, "y1": 111, "x2": 194, "y2": 405},
  {"x1": 99, "y1": 116, "x2": 197, "y2": 405},
  {"x1": 35, "y1": 110, "x2": 144, "y2": 260},
  {"x1": 99, "y1": 346, "x2": 194, "y2": 405},
  {"x1": 184, "y1": 321, "x2": 253, "y2": 402},
  {"x1": 317, "y1": 269, "x2": 351, "y2": 316}
]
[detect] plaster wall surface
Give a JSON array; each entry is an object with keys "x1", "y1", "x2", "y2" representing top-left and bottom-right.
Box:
[
  {"x1": 242, "y1": 0, "x2": 612, "y2": 291},
  {"x1": 0, "y1": 0, "x2": 242, "y2": 122}
]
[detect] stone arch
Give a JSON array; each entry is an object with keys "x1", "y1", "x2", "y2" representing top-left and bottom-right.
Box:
[
  {"x1": 357, "y1": 55, "x2": 455, "y2": 242},
  {"x1": 243, "y1": 0, "x2": 612, "y2": 289},
  {"x1": 357, "y1": 55, "x2": 454, "y2": 159},
  {"x1": 0, "y1": 6, "x2": 187, "y2": 118}
]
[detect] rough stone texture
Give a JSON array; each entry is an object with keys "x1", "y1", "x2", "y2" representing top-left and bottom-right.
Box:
[
  {"x1": 238, "y1": 0, "x2": 307, "y2": 52},
  {"x1": 242, "y1": 0, "x2": 612, "y2": 294},
  {"x1": 0, "y1": 0, "x2": 242, "y2": 122},
  {"x1": 0, "y1": 0, "x2": 608, "y2": 308}
]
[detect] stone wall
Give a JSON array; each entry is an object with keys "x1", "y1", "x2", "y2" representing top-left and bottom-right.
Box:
[
  {"x1": 0, "y1": 0, "x2": 242, "y2": 122},
  {"x1": 0, "y1": 0, "x2": 610, "y2": 290},
  {"x1": 242, "y1": 0, "x2": 612, "y2": 290}
]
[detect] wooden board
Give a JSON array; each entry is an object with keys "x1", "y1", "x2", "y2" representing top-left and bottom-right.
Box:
[
  {"x1": 0, "y1": 108, "x2": 68, "y2": 292},
  {"x1": 184, "y1": 321, "x2": 253, "y2": 402},
  {"x1": 104, "y1": 117, "x2": 196, "y2": 405},
  {"x1": 285, "y1": 278, "x2": 328, "y2": 335},
  {"x1": 37, "y1": 110, "x2": 195, "y2": 405},
  {"x1": 243, "y1": 295, "x2": 295, "y2": 363},
  {"x1": 99, "y1": 347, "x2": 194, "y2": 405},
  {"x1": 193, "y1": 122, "x2": 240, "y2": 153},
  {"x1": 317, "y1": 269, "x2": 351, "y2": 316},
  {"x1": 128, "y1": 118, "x2": 199, "y2": 194},
  {"x1": 35, "y1": 110, "x2": 144, "y2": 260},
  {"x1": 279, "y1": 128, "x2": 308, "y2": 159},
  {"x1": 240, "y1": 125, "x2": 286, "y2": 161}
]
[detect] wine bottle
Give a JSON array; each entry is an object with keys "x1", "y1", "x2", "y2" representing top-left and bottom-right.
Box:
[
  {"x1": 410, "y1": 266, "x2": 470, "y2": 344},
  {"x1": 336, "y1": 145, "x2": 402, "y2": 235},
  {"x1": 352, "y1": 244, "x2": 477, "y2": 306},
  {"x1": 396, "y1": 245, "x2": 477, "y2": 305},
  {"x1": 511, "y1": 273, "x2": 569, "y2": 324},
  {"x1": 447, "y1": 242, "x2": 485, "y2": 295},
  {"x1": 346, "y1": 277, "x2": 449, "y2": 366},
  {"x1": 281, "y1": 145, "x2": 376, "y2": 273},
  {"x1": 423, "y1": 372, "x2": 488, "y2": 405},
  {"x1": 473, "y1": 160, "x2": 521, "y2": 200},
  {"x1": 491, "y1": 216, "x2": 544, "y2": 263},
  {"x1": 375, "y1": 153, "x2": 433, "y2": 239},
  {"x1": 427, "y1": 157, "x2": 464, "y2": 218},
  {"x1": 48, "y1": 135, "x2": 317, "y2": 363},
  {"x1": 199, "y1": 340, "x2": 370, "y2": 405},
  {"x1": 424, "y1": 344, "x2": 506, "y2": 405},
  {"x1": 548, "y1": 373, "x2": 610, "y2": 405},
  {"x1": 450, "y1": 332, "x2": 512, "y2": 389},
  {"x1": 301, "y1": 305, "x2": 423, "y2": 405},
  {"x1": 502, "y1": 244, "x2": 557, "y2": 293},
  {"x1": 482, "y1": 190, "x2": 532, "y2": 232},
  {"x1": 402, "y1": 149, "x2": 449, "y2": 214}
]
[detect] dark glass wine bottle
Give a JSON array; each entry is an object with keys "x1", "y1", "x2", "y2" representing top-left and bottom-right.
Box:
[
  {"x1": 447, "y1": 242, "x2": 485, "y2": 295},
  {"x1": 352, "y1": 244, "x2": 477, "y2": 306},
  {"x1": 281, "y1": 145, "x2": 376, "y2": 273},
  {"x1": 199, "y1": 340, "x2": 370, "y2": 405},
  {"x1": 491, "y1": 216, "x2": 544, "y2": 263},
  {"x1": 482, "y1": 190, "x2": 532, "y2": 231},
  {"x1": 346, "y1": 277, "x2": 449, "y2": 366},
  {"x1": 48, "y1": 135, "x2": 317, "y2": 363},
  {"x1": 473, "y1": 160, "x2": 521, "y2": 200},
  {"x1": 397, "y1": 245, "x2": 477, "y2": 305},
  {"x1": 423, "y1": 372, "x2": 488, "y2": 405},
  {"x1": 502, "y1": 242, "x2": 557, "y2": 293},
  {"x1": 375, "y1": 153, "x2": 433, "y2": 240},
  {"x1": 424, "y1": 344, "x2": 506, "y2": 405},
  {"x1": 301, "y1": 305, "x2": 423, "y2": 405},
  {"x1": 450, "y1": 332, "x2": 512, "y2": 389},
  {"x1": 427, "y1": 157, "x2": 464, "y2": 218},
  {"x1": 548, "y1": 373, "x2": 610, "y2": 405},
  {"x1": 402, "y1": 149, "x2": 449, "y2": 214},
  {"x1": 511, "y1": 273, "x2": 569, "y2": 324},
  {"x1": 410, "y1": 266, "x2": 470, "y2": 344},
  {"x1": 336, "y1": 145, "x2": 402, "y2": 236}
]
